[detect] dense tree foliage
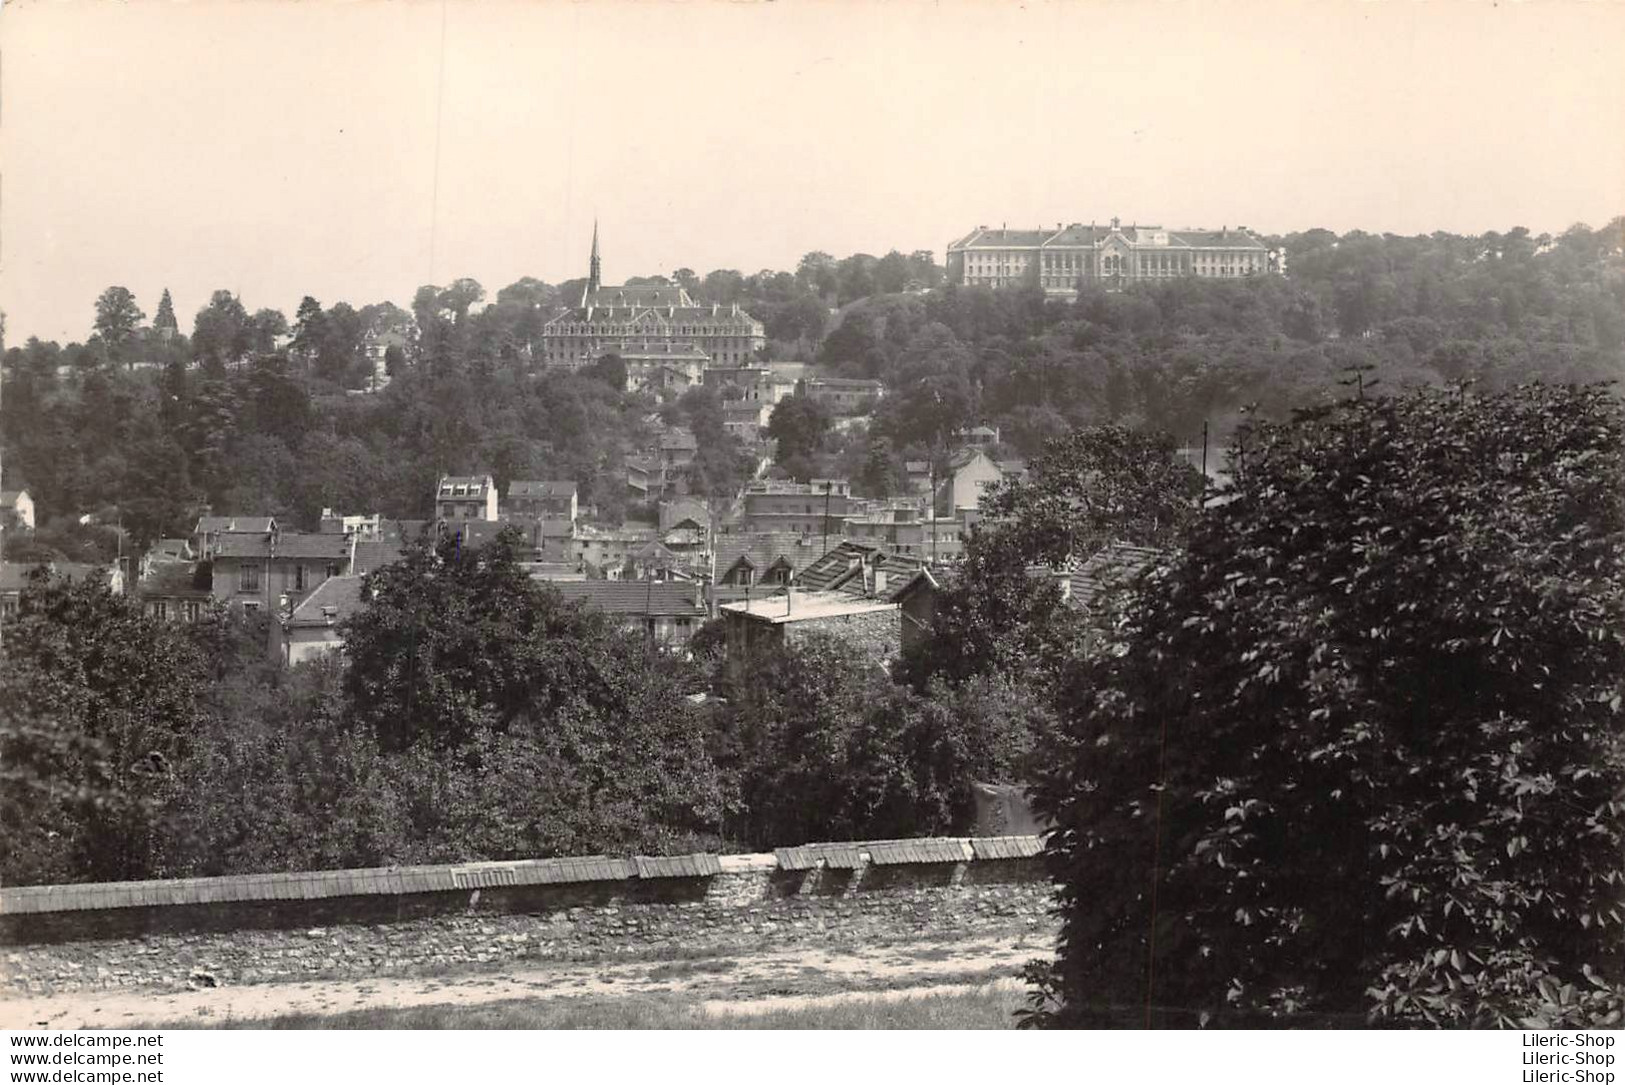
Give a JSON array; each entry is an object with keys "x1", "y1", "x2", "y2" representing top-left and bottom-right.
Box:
[
  {"x1": 711, "y1": 634, "x2": 1036, "y2": 848},
  {"x1": 900, "y1": 425, "x2": 1199, "y2": 693},
  {"x1": 1022, "y1": 384, "x2": 1625, "y2": 1028}
]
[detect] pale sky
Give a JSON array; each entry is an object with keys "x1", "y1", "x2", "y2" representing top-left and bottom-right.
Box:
[{"x1": 1, "y1": 0, "x2": 1621, "y2": 344}]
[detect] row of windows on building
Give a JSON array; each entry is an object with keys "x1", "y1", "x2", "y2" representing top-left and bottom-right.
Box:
[{"x1": 238, "y1": 563, "x2": 340, "y2": 593}]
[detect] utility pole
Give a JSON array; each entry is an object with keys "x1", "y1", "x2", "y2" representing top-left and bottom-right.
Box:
[{"x1": 821, "y1": 480, "x2": 832, "y2": 558}]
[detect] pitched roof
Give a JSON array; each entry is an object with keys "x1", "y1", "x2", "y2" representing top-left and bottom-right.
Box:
[
  {"x1": 721, "y1": 590, "x2": 898, "y2": 625},
  {"x1": 1062, "y1": 541, "x2": 1167, "y2": 610},
  {"x1": 286, "y1": 575, "x2": 366, "y2": 628},
  {"x1": 351, "y1": 540, "x2": 406, "y2": 575},
  {"x1": 714, "y1": 532, "x2": 828, "y2": 580},
  {"x1": 545, "y1": 580, "x2": 707, "y2": 617},
  {"x1": 137, "y1": 561, "x2": 212, "y2": 598},
  {"x1": 659, "y1": 430, "x2": 698, "y2": 451},
  {"x1": 195, "y1": 516, "x2": 275, "y2": 534},
  {"x1": 437, "y1": 476, "x2": 494, "y2": 500},
  {"x1": 508, "y1": 480, "x2": 577, "y2": 499},
  {"x1": 583, "y1": 284, "x2": 695, "y2": 308},
  {"x1": 659, "y1": 498, "x2": 710, "y2": 532},
  {"x1": 213, "y1": 532, "x2": 353, "y2": 561},
  {"x1": 795, "y1": 541, "x2": 884, "y2": 593}
]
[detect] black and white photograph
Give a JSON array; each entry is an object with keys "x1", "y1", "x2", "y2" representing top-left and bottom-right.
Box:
[{"x1": 0, "y1": 0, "x2": 1621, "y2": 1060}]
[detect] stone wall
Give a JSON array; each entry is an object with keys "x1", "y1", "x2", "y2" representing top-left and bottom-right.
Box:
[{"x1": 1, "y1": 840, "x2": 1055, "y2": 996}]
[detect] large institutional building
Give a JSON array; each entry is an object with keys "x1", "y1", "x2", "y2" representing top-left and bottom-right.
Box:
[
  {"x1": 946, "y1": 218, "x2": 1277, "y2": 297},
  {"x1": 541, "y1": 226, "x2": 766, "y2": 373}
]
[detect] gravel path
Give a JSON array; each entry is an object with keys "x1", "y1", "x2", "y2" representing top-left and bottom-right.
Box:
[{"x1": 1, "y1": 933, "x2": 1047, "y2": 1029}]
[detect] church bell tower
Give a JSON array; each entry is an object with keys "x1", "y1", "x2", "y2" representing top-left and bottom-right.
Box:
[{"x1": 588, "y1": 220, "x2": 602, "y2": 294}]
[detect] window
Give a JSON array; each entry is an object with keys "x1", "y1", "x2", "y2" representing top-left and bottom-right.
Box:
[
  {"x1": 294, "y1": 565, "x2": 307, "y2": 592},
  {"x1": 243, "y1": 600, "x2": 262, "y2": 615},
  {"x1": 239, "y1": 564, "x2": 261, "y2": 593},
  {"x1": 185, "y1": 601, "x2": 201, "y2": 622},
  {"x1": 152, "y1": 601, "x2": 168, "y2": 620}
]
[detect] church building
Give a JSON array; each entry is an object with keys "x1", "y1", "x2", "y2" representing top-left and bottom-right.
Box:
[{"x1": 540, "y1": 225, "x2": 766, "y2": 373}]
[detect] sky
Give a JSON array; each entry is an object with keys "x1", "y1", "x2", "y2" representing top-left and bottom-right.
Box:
[{"x1": 1, "y1": 0, "x2": 1621, "y2": 344}]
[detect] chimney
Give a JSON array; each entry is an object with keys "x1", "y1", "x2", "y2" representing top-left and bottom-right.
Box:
[{"x1": 874, "y1": 569, "x2": 888, "y2": 597}]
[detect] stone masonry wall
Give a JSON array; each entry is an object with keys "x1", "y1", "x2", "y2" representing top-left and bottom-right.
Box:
[{"x1": 1, "y1": 846, "x2": 1056, "y2": 997}]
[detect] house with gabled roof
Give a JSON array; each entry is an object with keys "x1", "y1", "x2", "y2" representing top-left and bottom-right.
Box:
[
  {"x1": 0, "y1": 489, "x2": 35, "y2": 531},
  {"x1": 277, "y1": 575, "x2": 366, "y2": 666},
  {"x1": 136, "y1": 559, "x2": 214, "y2": 624},
  {"x1": 209, "y1": 529, "x2": 352, "y2": 618},
  {"x1": 507, "y1": 480, "x2": 578, "y2": 522},
  {"x1": 543, "y1": 579, "x2": 708, "y2": 649},
  {"x1": 193, "y1": 515, "x2": 277, "y2": 561},
  {"x1": 435, "y1": 475, "x2": 499, "y2": 522}
]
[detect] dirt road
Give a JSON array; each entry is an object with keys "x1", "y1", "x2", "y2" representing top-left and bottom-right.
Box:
[{"x1": 1, "y1": 932, "x2": 1047, "y2": 1029}]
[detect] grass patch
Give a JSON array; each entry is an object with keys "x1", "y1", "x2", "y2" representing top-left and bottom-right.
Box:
[
  {"x1": 144, "y1": 984, "x2": 1027, "y2": 1030},
  {"x1": 645, "y1": 958, "x2": 738, "y2": 982}
]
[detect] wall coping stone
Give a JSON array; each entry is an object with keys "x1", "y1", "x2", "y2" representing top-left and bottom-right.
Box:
[{"x1": 0, "y1": 836, "x2": 1048, "y2": 919}]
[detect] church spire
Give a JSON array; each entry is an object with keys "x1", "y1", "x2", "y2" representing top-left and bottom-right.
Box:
[{"x1": 588, "y1": 220, "x2": 601, "y2": 294}]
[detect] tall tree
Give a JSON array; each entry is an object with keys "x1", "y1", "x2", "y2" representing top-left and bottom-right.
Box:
[
  {"x1": 1023, "y1": 384, "x2": 1625, "y2": 1028},
  {"x1": 93, "y1": 286, "x2": 145, "y2": 358},
  {"x1": 152, "y1": 289, "x2": 179, "y2": 337}
]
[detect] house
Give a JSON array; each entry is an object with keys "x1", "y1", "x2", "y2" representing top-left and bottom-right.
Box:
[
  {"x1": 544, "y1": 579, "x2": 709, "y2": 648},
  {"x1": 720, "y1": 590, "x2": 902, "y2": 676},
  {"x1": 571, "y1": 524, "x2": 657, "y2": 576},
  {"x1": 435, "y1": 475, "x2": 499, "y2": 522},
  {"x1": 148, "y1": 537, "x2": 195, "y2": 562},
  {"x1": 135, "y1": 559, "x2": 213, "y2": 623},
  {"x1": 703, "y1": 365, "x2": 797, "y2": 407},
  {"x1": 903, "y1": 461, "x2": 933, "y2": 495},
  {"x1": 658, "y1": 430, "x2": 698, "y2": 470},
  {"x1": 936, "y1": 448, "x2": 1006, "y2": 514},
  {"x1": 277, "y1": 575, "x2": 366, "y2": 666},
  {"x1": 1053, "y1": 541, "x2": 1166, "y2": 611},
  {"x1": 801, "y1": 377, "x2": 886, "y2": 414},
  {"x1": 742, "y1": 479, "x2": 853, "y2": 535},
  {"x1": 0, "y1": 489, "x2": 36, "y2": 531},
  {"x1": 659, "y1": 497, "x2": 710, "y2": 535},
  {"x1": 208, "y1": 530, "x2": 353, "y2": 617},
  {"x1": 318, "y1": 509, "x2": 384, "y2": 540},
  {"x1": 193, "y1": 516, "x2": 277, "y2": 561},
  {"x1": 957, "y1": 425, "x2": 1002, "y2": 448},
  {"x1": 507, "y1": 480, "x2": 578, "y2": 522},
  {"x1": 350, "y1": 539, "x2": 407, "y2": 576},
  {"x1": 713, "y1": 532, "x2": 829, "y2": 599},
  {"x1": 621, "y1": 344, "x2": 709, "y2": 395},
  {"x1": 842, "y1": 506, "x2": 963, "y2": 560},
  {"x1": 721, "y1": 399, "x2": 773, "y2": 440}
]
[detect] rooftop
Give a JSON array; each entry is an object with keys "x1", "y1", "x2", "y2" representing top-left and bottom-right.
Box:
[
  {"x1": 286, "y1": 576, "x2": 366, "y2": 628},
  {"x1": 213, "y1": 532, "x2": 353, "y2": 561},
  {"x1": 722, "y1": 590, "x2": 899, "y2": 624},
  {"x1": 195, "y1": 515, "x2": 276, "y2": 534},
  {"x1": 508, "y1": 480, "x2": 578, "y2": 499},
  {"x1": 545, "y1": 579, "x2": 707, "y2": 617}
]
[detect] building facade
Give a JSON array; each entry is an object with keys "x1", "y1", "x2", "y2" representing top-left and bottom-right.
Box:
[
  {"x1": 741, "y1": 480, "x2": 853, "y2": 536},
  {"x1": 435, "y1": 476, "x2": 499, "y2": 522},
  {"x1": 541, "y1": 226, "x2": 766, "y2": 369},
  {"x1": 947, "y1": 219, "x2": 1276, "y2": 297}
]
